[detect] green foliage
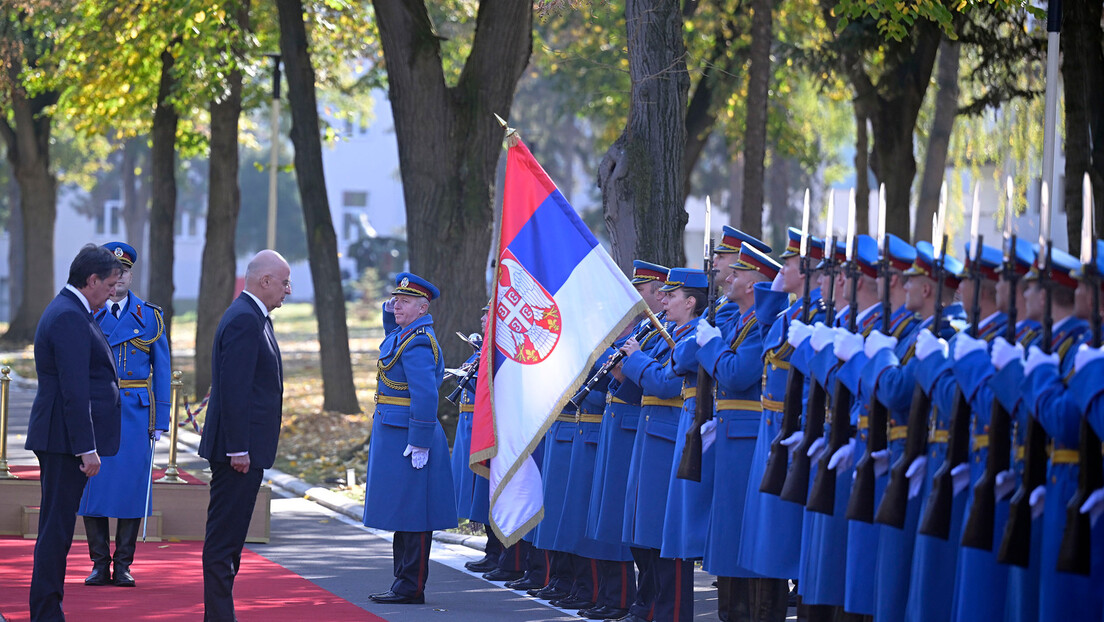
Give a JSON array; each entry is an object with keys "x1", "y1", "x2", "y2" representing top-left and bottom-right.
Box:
[{"x1": 833, "y1": 0, "x2": 1043, "y2": 42}]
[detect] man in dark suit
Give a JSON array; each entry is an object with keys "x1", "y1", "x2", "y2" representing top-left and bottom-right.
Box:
[
  {"x1": 25, "y1": 244, "x2": 123, "y2": 621},
  {"x1": 199, "y1": 249, "x2": 289, "y2": 622}
]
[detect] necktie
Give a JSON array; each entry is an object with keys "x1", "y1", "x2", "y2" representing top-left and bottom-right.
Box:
[{"x1": 111, "y1": 302, "x2": 121, "y2": 319}]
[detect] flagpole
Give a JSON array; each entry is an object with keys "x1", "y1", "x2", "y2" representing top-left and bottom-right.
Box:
[{"x1": 644, "y1": 307, "x2": 677, "y2": 350}]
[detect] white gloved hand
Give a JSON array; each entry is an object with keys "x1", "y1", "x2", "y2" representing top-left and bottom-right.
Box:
[
  {"x1": 153, "y1": 430, "x2": 164, "y2": 442},
  {"x1": 951, "y1": 462, "x2": 971, "y2": 496},
  {"x1": 828, "y1": 437, "x2": 857, "y2": 471},
  {"x1": 770, "y1": 271, "x2": 786, "y2": 291},
  {"x1": 696, "y1": 320, "x2": 722, "y2": 347},
  {"x1": 1080, "y1": 488, "x2": 1104, "y2": 527},
  {"x1": 781, "y1": 431, "x2": 804, "y2": 461},
  {"x1": 865, "y1": 330, "x2": 898, "y2": 359},
  {"x1": 995, "y1": 469, "x2": 1016, "y2": 501},
  {"x1": 700, "y1": 419, "x2": 718, "y2": 454},
  {"x1": 383, "y1": 296, "x2": 397, "y2": 313},
  {"x1": 991, "y1": 337, "x2": 1024, "y2": 371},
  {"x1": 787, "y1": 320, "x2": 813, "y2": 347},
  {"x1": 906, "y1": 455, "x2": 928, "y2": 499},
  {"x1": 954, "y1": 334, "x2": 988, "y2": 361},
  {"x1": 810, "y1": 323, "x2": 836, "y2": 352},
  {"x1": 807, "y1": 436, "x2": 828, "y2": 462},
  {"x1": 403, "y1": 444, "x2": 429, "y2": 469},
  {"x1": 834, "y1": 331, "x2": 865, "y2": 362},
  {"x1": 915, "y1": 330, "x2": 948, "y2": 361},
  {"x1": 872, "y1": 449, "x2": 891, "y2": 478},
  {"x1": 1023, "y1": 345, "x2": 1060, "y2": 378},
  {"x1": 1074, "y1": 343, "x2": 1104, "y2": 373},
  {"x1": 1030, "y1": 485, "x2": 1046, "y2": 520}
]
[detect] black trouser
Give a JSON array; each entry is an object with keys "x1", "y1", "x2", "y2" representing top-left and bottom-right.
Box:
[
  {"x1": 727, "y1": 577, "x2": 789, "y2": 622},
  {"x1": 523, "y1": 545, "x2": 550, "y2": 585},
  {"x1": 652, "y1": 554, "x2": 695, "y2": 622},
  {"x1": 30, "y1": 452, "x2": 88, "y2": 622},
  {"x1": 497, "y1": 538, "x2": 528, "y2": 572},
  {"x1": 567, "y1": 554, "x2": 599, "y2": 604},
  {"x1": 390, "y1": 531, "x2": 433, "y2": 596},
  {"x1": 596, "y1": 559, "x2": 637, "y2": 610},
  {"x1": 202, "y1": 463, "x2": 263, "y2": 622},
  {"x1": 628, "y1": 546, "x2": 657, "y2": 620}
]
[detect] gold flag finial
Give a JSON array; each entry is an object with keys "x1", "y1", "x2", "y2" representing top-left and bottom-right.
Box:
[{"x1": 494, "y1": 113, "x2": 519, "y2": 147}]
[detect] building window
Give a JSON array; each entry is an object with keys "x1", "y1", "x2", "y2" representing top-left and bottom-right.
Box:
[{"x1": 98, "y1": 199, "x2": 122, "y2": 235}]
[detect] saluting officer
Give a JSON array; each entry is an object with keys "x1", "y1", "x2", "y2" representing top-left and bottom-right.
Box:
[
  {"x1": 78, "y1": 242, "x2": 170, "y2": 588},
  {"x1": 364, "y1": 273, "x2": 457, "y2": 605}
]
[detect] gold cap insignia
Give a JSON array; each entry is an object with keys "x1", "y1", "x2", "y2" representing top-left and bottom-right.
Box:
[{"x1": 114, "y1": 247, "x2": 124, "y2": 258}]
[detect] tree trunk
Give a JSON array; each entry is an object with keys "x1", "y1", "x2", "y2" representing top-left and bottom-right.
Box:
[
  {"x1": 277, "y1": 0, "x2": 359, "y2": 414},
  {"x1": 1061, "y1": 0, "x2": 1104, "y2": 255},
  {"x1": 6, "y1": 178, "x2": 22, "y2": 322},
  {"x1": 0, "y1": 84, "x2": 58, "y2": 344},
  {"x1": 854, "y1": 109, "x2": 870, "y2": 235},
  {"x1": 373, "y1": 0, "x2": 532, "y2": 372},
  {"x1": 148, "y1": 45, "x2": 180, "y2": 334},
  {"x1": 120, "y1": 137, "x2": 150, "y2": 291},
  {"x1": 914, "y1": 38, "x2": 959, "y2": 245},
  {"x1": 740, "y1": 0, "x2": 772, "y2": 239},
  {"x1": 766, "y1": 151, "x2": 793, "y2": 250},
  {"x1": 194, "y1": 1, "x2": 247, "y2": 397},
  {"x1": 598, "y1": 0, "x2": 689, "y2": 270}
]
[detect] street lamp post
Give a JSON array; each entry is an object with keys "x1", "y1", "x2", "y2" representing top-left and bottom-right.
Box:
[{"x1": 265, "y1": 53, "x2": 282, "y2": 250}]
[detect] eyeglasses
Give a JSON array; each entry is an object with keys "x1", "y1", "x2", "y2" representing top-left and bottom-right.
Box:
[{"x1": 266, "y1": 276, "x2": 292, "y2": 290}]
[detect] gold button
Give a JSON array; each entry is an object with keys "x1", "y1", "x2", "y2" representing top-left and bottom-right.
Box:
[
  {"x1": 646, "y1": 415, "x2": 650, "y2": 421},
  {"x1": 124, "y1": 391, "x2": 130, "y2": 396},
  {"x1": 127, "y1": 371, "x2": 133, "y2": 376},
  {"x1": 133, "y1": 329, "x2": 140, "y2": 334},
  {"x1": 719, "y1": 417, "x2": 724, "y2": 423}
]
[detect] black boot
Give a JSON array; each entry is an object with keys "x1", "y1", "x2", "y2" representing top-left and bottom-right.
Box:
[
  {"x1": 112, "y1": 518, "x2": 141, "y2": 587},
  {"x1": 83, "y1": 516, "x2": 112, "y2": 586}
]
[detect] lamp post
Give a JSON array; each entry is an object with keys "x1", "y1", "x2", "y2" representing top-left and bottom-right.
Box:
[{"x1": 265, "y1": 53, "x2": 282, "y2": 250}]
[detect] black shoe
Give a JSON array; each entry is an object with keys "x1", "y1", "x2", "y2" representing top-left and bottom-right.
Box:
[
  {"x1": 368, "y1": 590, "x2": 425, "y2": 605},
  {"x1": 582, "y1": 605, "x2": 631, "y2": 620},
  {"x1": 464, "y1": 556, "x2": 498, "y2": 573},
  {"x1": 482, "y1": 568, "x2": 524, "y2": 582},
  {"x1": 506, "y1": 576, "x2": 545, "y2": 590},
  {"x1": 112, "y1": 564, "x2": 135, "y2": 587},
  {"x1": 526, "y1": 584, "x2": 550, "y2": 596},
  {"x1": 550, "y1": 595, "x2": 596, "y2": 610},
  {"x1": 84, "y1": 564, "x2": 112, "y2": 586},
  {"x1": 532, "y1": 586, "x2": 569, "y2": 601}
]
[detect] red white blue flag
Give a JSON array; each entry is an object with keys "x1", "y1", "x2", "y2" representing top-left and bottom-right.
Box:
[{"x1": 470, "y1": 139, "x2": 645, "y2": 545}]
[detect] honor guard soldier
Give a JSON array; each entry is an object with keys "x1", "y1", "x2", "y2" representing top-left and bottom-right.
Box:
[
  {"x1": 711, "y1": 227, "x2": 773, "y2": 331},
  {"x1": 78, "y1": 242, "x2": 170, "y2": 588},
  {"x1": 738, "y1": 230, "x2": 825, "y2": 605},
  {"x1": 364, "y1": 273, "x2": 457, "y2": 605},
  {"x1": 619, "y1": 268, "x2": 708, "y2": 622}
]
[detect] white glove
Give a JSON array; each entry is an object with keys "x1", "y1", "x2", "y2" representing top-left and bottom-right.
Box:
[
  {"x1": 810, "y1": 323, "x2": 836, "y2": 352},
  {"x1": 865, "y1": 330, "x2": 898, "y2": 358},
  {"x1": 700, "y1": 419, "x2": 718, "y2": 453},
  {"x1": 383, "y1": 296, "x2": 396, "y2": 313},
  {"x1": 1080, "y1": 488, "x2": 1104, "y2": 527},
  {"x1": 1023, "y1": 345, "x2": 1059, "y2": 378},
  {"x1": 1029, "y1": 485, "x2": 1046, "y2": 520},
  {"x1": 153, "y1": 430, "x2": 164, "y2": 442},
  {"x1": 995, "y1": 469, "x2": 1016, "y2": 501},
  {"x1": 872, "y1": 449, "x2": 891, "y2": 478},
  {"x1": 403, "y1": 444, "x2": 429, "y2": 469},
  {"x1": 827, "y1": 437, "x2": 856, "y2": 471},
  {"x1": 906, "y1": 455, "x2": 928, "y2": 499},
  {"x1": 834, "y1": 331, "x2": 865, "y2": 362},
  {"x1": 991, "y1": 337, "x2": 1024, "y2": 371},
  {"x1": 1074, "y1": 343, "x2": 1104, "y2": 373},
  {"x1": 787, "y1": 320, "x2": 813, "y2": 347},
  {"x1": 696, "y1": 320, "x2": 722, "y2": 347},
  {"x1": 951, "y1": 463, "x2": 971, "y2": 496},
  {"x1": 954, "y1": 334, "x2": 988, "y2": 361},
  {"x1": 915, "y1": 330, "x2": 948, "y2": 361},
  {"x1": 807, "y1": 436, "x2": 828, "y2": 462},
  {"x1": 781, "y1": 431, "x2": 804, "y2": 461}
]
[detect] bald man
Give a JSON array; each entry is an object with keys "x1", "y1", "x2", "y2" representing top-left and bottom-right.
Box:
[{"x1": 199, "y1": 250, "x2": 290, "y2": 622}]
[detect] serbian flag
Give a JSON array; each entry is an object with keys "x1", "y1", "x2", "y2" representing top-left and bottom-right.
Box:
[{"x1": 470, "y1": 139, "x2": 646, "y2": 545}]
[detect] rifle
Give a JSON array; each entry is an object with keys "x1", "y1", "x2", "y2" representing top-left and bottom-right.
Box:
[
  {"x1": 781, "y1": 196, "x2": 839, "y2": 504},
  {"x1": 999, "y1": 186, "x2": 1054, "y2": 567},
  {"x1": 876, "y1": 218, "x2": 949, "y2": 528},
  {"x1": 570, "y1": 317, "x2": 662, "y2": 409},
  {"x1": 677, "y1": 218, "x2": 717, "y2": 482},
  {"x1": 807, "y1": 216, "x2": 859, "y2": 515},
  {"x1": 961, "y1": 231, "x2": 1019, "y2": 551},
  {"x1": 1056, "y1": 173, "x2": 1101, "y2": 575},
  {"x1": 847, "y1": 201, "x2": 892, "y2": 522},
  {"x1": 445, "y1": 332, "x2": 484, "y2": 404}
]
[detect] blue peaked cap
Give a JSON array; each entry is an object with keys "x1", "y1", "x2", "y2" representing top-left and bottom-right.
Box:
[
  {"x1": 392, "y1": 271, "x2": 441, "y2": 300},
  {"x1": 660, "y1": 267, "x2": 709, "y2": 292}
]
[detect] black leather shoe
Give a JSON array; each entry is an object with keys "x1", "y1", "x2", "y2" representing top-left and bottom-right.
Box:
[
  {"x1": 368, "y1": 590, "x2": 425, "y2": 605},
  {"x1": 531, "y1": 586, "x2": 569, "y2": 601},
  {"x1": 550, "y1": 595, "x2": 596, "y2": 610},
  {"x1": 84, "y1": 564, "x2": 111, "y2": 586},
  {"x1": 464, "y1": 556, "x2": 498, "y2": 573},
  {"x1": 482, "y1": 568, "x2": 524, "y2": 582},
  {"x1": 507, "y1": 576, "x2": 546, "y2": 591},
  {"x1": 112, "y1": 565, "x2": 136, "y2": 587},
  {"x1": 582, "y1": 605, "x2": 631, "y2": 620}
]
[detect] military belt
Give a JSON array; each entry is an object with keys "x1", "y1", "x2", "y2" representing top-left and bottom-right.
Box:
[
  {"x1": 889, "y1": 426, "x2": 908, "y2": 441},
  {"x1": 929, "y1": 429, "x2": 949, "y2": 444},
  {"x1": 459, "y1": 404, "x2": 475, "y2": 413},
  {"x1": 556, "y1": 413, "x2": 576, "y2": 423},
  {"x1": 118, "y1": 379, "x2": 150, "y2": 389},
  {"x1": 762, "y1": 398, "x2": 784, "y2": 412},
  {"x1": 375, "y1": 394, "x2": 411, "y2": 406},
  {"x1": 858, "y1": 416, "x2": 869, "y2": 430},
  {"x1": 681, "y1": 387, "x2": 698, "y2": 401},
  {"x1": 1015, "y1": 445, "x2": 1025, "y2": 461},
  {"x1": 716, "y1": 399, "x2": 763, "y2": 412},
  {"x1": 972, "y1": 435, "x2": 989, "y2": 451},
  {"x1": 641, "y1": 396, "x2": 684, "y2": 408},
  {"x1": 577, "y1": 413, "x2": 603, "y2": 424},
  {"x1": 606, "y1": 394, "x2": 629, "y2": 405},
  {"x1": 1050, "y1": 449, "x2": 1080, "y2": 464}
]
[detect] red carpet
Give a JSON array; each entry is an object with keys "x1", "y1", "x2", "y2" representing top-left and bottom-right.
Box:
[
  {"x1": 0, "y1": 537, "x2": 386, "y2": 621},
  {"x1": 7, "y1": 464, "x2": 206, "y2": 485}
]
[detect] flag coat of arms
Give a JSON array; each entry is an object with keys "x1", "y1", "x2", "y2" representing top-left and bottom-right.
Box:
[{"x1": 470, "y1": 139, "x2": 646, "y2": 545}]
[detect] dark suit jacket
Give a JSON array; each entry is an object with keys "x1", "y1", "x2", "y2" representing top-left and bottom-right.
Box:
[
  {"x1": 198, "y1": 293, "x2": 284, "y2": 469},
  {"x1": 25, "y1": 288, "x2": 121, "y2": 456}
]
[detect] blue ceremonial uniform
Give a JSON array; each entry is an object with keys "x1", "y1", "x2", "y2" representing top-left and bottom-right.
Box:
[
  {"x1": 79, "y1": 294, "x2": 170, "y2": 519},
  {"x1": 452, "y1": 352, "x2": 489, "y2": 524}
]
